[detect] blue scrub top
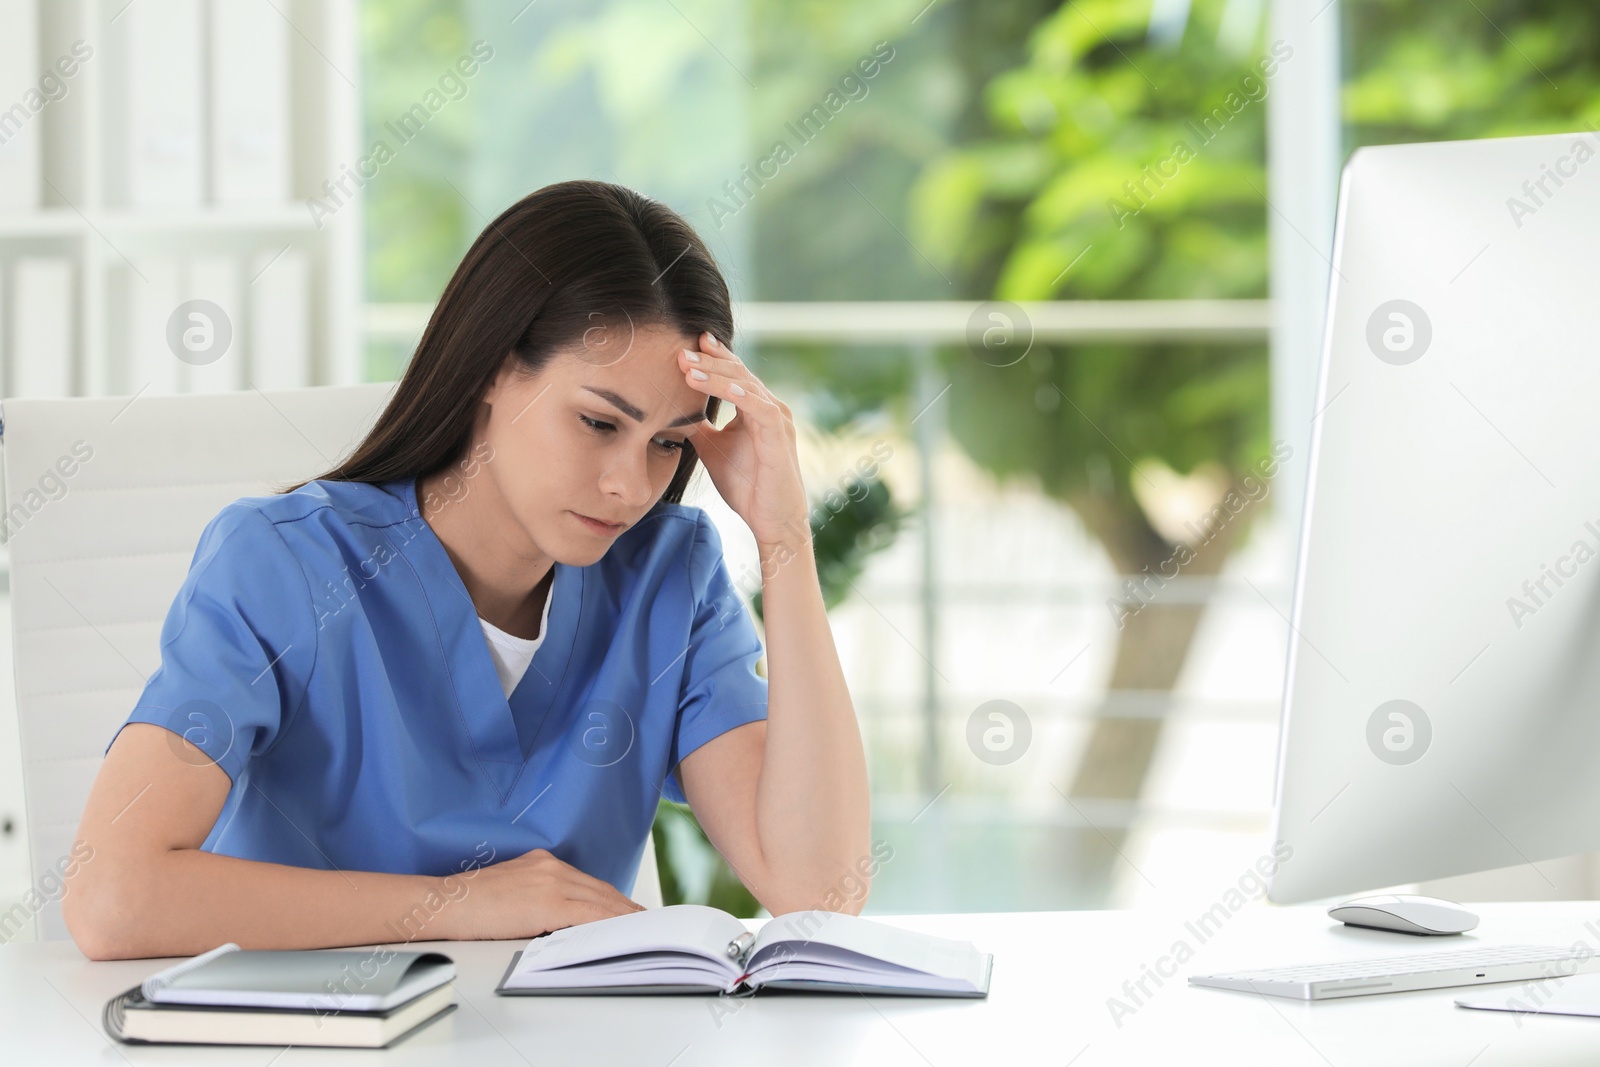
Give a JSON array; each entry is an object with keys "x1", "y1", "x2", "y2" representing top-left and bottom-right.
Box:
[{"x1": 105, "y1": 475, "x2": 770, "y2": 896}]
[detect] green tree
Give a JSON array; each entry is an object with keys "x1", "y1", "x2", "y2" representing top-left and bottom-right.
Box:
[
  {"x1": 911, "y1": 0, "x2": 1274, "y2": 811},
  {"x1": 1341, "y1": 0, "x2": 1600, "y2": 147},
  {"x1": 907, "y1": 0, "x2": 1600, "y2": 826}
]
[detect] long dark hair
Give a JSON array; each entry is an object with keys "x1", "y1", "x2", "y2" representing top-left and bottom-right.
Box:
[{"x1": 284, "y1": 180, "x2": 730, "y2": 501}]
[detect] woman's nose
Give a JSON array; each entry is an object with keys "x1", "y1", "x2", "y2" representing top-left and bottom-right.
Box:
[{"x1": 599, "y1": 449, "x2": 652, "y2": 506}]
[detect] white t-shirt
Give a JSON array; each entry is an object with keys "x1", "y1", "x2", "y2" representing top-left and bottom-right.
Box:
[{"x1": 479, "y1": 583, "x2": 555, "y2": 699}]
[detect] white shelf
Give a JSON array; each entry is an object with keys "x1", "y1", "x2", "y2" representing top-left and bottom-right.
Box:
[
  {"x1": 0, "y1": 205, "x2": 321, "y2": 236},
  {"x1": 0, "y1": 213, "x2": 82, "y2": 237},
  {"x1": 0, "y1": 0, "x2": 365, "y2": 394}
]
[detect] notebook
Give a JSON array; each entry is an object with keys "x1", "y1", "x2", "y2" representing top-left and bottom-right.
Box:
[
  {"x1": 494, "y1": 905, "x2": 993, "y2": 997},
  {"x1": 1457, "y1": 973, "x2": 1600, "y2": 1018},
  {"x1": 102, "y1": 942, "x2": 457, "y2": 1047}
]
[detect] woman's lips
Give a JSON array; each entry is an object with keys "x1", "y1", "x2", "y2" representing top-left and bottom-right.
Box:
[{"x1": 572, "y1": 511, "x2": 625, "y2": 536}]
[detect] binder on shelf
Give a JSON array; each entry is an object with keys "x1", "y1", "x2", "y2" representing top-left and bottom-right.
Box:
[
  {"x1": 36, "y1": 0, "x2": 95, "y2": 209},
  {"x1": 181, "y1": 254, "x2": 243, "y2": 393},
  {"x1": 129, "y1": 258, "x2": 183, "y2": 395},
  {"x1": 209, "y1": 0, "x2": 292, "y2": 205},
  {"x1": 8, "y1": 257, "x2": 75, "y2": 397},
  {"x1": 248, "y1": 246, "x2": 311, "y2": 389},
  {"x1": 108, "y1": 0, "x2": 204, "y2": 207},
  {"x1": 0, "y1": 0, "x2": 42, "y2": 211}
]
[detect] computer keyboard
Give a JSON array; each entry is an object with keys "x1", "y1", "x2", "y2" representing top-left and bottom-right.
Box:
[{"x1": 1189, "y1": 944, "x2": 1600, "y2": 1000}]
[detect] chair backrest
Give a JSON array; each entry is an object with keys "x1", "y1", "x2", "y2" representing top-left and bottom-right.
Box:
[{"x1": 1, "y1": 385, "x2": 661, "y2": 941}]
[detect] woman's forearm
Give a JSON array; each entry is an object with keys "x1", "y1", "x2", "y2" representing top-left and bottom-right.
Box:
[
  {"x1": 68, "y1": 847, "x2": 454, "y2": 960},
  {"x1": 751, "y1": 535, "x2": 873, "y2": 909}
]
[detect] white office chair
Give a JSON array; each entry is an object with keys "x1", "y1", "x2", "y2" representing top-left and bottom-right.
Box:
[{"x1": 1, "y1": 384, "x2": 662, "y2": 941}]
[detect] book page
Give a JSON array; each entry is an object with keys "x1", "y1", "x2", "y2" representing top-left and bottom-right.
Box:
[
  {"x1": 749, "y1": 912, "x2": 989, "y2": 990},
  {"x1": 503, "y1": 905, "x2": 747, "y2": 987}
]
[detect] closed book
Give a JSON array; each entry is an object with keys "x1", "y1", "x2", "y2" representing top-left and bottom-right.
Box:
[
  {"x1": 495, "y1": 905, "x2": 993, "y2": 997},
  {"x1": 103, "y1": 942, "x2": 457, "y2": 1047},
  {"x1": 209, "y1": 0, "x2": 291, "y2": 204},
  {"x1": 104, "y1": 982, "x2": 456, "y2": 1048}
]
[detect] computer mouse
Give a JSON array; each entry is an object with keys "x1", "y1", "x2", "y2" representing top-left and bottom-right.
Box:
[{"x1": 1327, "y1": 894, "x2": 1480, "y2": 935}]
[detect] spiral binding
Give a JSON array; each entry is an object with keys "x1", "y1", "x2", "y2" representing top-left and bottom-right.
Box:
[{"x1": 102, "y1": 985, "x2": 137, "y2": 1043}]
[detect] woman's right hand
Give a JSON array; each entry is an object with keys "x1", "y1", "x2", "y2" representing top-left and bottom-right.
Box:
[{"x1": 440, "y1": 847, "x2": 646, "y2": 941}]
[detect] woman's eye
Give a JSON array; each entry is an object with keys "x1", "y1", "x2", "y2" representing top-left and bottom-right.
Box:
[{"x1": 581, "y1": 415, "x2": 682, "y2": 454}]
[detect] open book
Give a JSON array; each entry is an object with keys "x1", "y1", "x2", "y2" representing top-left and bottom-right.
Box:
[{"x1": 494, "y1": 905, "x2": 991, "y2": 997}]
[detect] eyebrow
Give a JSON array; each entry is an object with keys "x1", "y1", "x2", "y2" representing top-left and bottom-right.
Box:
[{"x1": 581, "y1": 386, "x2": 708, "y2": 428}]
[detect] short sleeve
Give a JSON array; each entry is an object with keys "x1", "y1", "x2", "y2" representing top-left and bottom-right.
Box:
[
  {"x1": 663, "y1": 512, "x2": 769, "y2": 804},
  {"x1": 106, "y1": 501, "x2": 317, "y2": 785}
]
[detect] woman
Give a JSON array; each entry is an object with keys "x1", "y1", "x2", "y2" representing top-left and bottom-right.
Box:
[{"x1": 63, "y1": 180, "x2": 872, "y2": 960}]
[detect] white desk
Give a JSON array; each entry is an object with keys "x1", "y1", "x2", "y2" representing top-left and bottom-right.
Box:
[{"x1": 5, "y1": 903, "x2": 1600, "y2": 1065}]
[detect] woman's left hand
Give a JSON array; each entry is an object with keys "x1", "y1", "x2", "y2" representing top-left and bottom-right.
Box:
[{"x1": 678, "y1": 332, "x2": 809, "y2": 551}]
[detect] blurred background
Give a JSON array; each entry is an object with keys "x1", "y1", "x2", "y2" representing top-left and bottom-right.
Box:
[{"x1": 0, "y1": 0, "x2": 1597, "y2": 927}]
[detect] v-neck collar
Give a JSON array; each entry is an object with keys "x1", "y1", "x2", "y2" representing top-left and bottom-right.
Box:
[
  {"x1": 479, "y1": 574, "x2": 554, "y2": 651},
  {"x1": 388, "y1": 474, "x2": 584, "y2": 803}
]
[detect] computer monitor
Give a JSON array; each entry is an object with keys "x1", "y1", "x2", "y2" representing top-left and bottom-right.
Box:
[{"x1": 1268, "y1": 129, "x2": 1600, "y2": 904}]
